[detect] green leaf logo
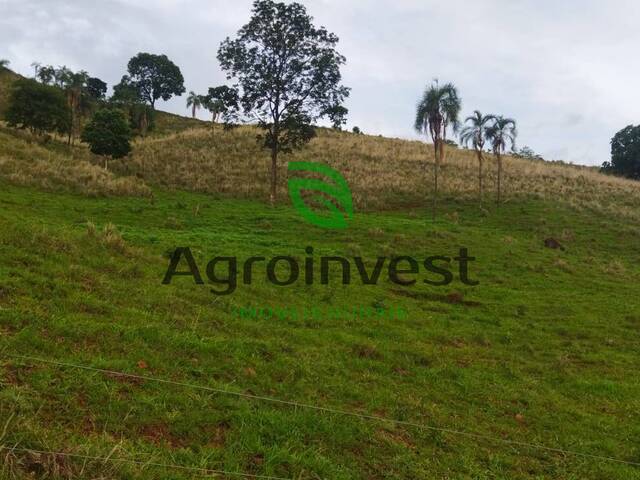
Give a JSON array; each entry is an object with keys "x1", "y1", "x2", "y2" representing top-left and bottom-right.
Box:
[{"x1": 288, "y1": 161, "x2": 354, "y2": 229}]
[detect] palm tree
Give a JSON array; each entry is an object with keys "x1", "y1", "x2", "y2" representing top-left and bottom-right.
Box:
[
  {"x1": 30, "y1": 62, "x2": 41, "y2": 78},
  {"x1": 485, "y1": 116, "x2": 517, "y2": 205},
  {"x1": 460, "y1": 110, "x2": 493, "y2": 203},
  {"x1": 186, "y1": 91, "x2": 203, "y2": 118},
  {"x1": 414, "y1": 80, "x2": 461, "y2": 220}
]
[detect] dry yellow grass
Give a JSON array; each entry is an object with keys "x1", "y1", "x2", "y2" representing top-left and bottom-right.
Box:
[
  {"x1": 0, "y1": 126, "x2": 150, "y2": 197},
  {"x1": 113, "y1": 124, "x2": 640, "y2": 220},
  {"x1": 1, "y1": 118, "x2": 638, "y2": 221}
]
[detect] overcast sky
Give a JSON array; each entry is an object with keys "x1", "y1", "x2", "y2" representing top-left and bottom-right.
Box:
[{"x1": 2, "y1": 0, "x2": 639, "y2": 165}]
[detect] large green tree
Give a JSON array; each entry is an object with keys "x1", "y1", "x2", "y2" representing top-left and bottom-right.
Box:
[
  {"x1": 86, "y1": 77, "x2": 108, "y2": 100},
  {"x1": 485, "y1": 116, "x2": 517, "y2": 205},
  {"x1": 602, "y1": 125, "x2": 640, "y2": 180},
  {"x1": 126, "y1": 52, "x2": 185, "y2": 109},
  {"x1": 81, "y1": 108, "x2": 132, "y2": 168},
  {"x1": 217, "y1": 0, "x2": 350, "y2": 204},
  {"x1": 6, "y1": 78, "x2": 70, "y2": 136},
  {"x1": 460, "y1": 110, "x2": 493, "y2": 203},
  {"x1": 414, "y1": 80, "x2": 461, "y2": 220}
]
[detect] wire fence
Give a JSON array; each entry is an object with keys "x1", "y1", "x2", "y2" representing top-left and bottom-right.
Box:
[{"x1": 4, "y1": 352, "x2": 640, "y2": 472}]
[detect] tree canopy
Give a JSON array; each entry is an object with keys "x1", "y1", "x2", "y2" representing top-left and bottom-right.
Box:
[
  {"x1": 6, "y1": 78, "x2": 70, "y2": 136},
  {"x1": 217, "y1": 0, "x2": 350, "y2": 203},
  {"x1": 81, "y1": 108, "x2": 132, "y2": 160},
  {"x1": 602, "y1": 125, "x2": 640, "y2": 180},
  {"x1": 126, "y1": 52, "x2": 185, "y2": 108},
  {"x1": 86, "y1": 77, "x2": 108, "y2": 100}
]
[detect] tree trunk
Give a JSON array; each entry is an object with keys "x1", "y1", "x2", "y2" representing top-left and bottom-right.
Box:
[
  {"x1": 496, "y1": 151, "x2": 502, "y2": 206},
  {"x1": 477, "y1": 149, "x2": 484, "y2": 204},
  {"x1": 192, "y1": 104, "x2": 196, "y2": 118},
  {"x1": 270, "y1": 145, "x2": 278, "y2": 205},
  {"x1": 432, "y1": 140, "x2": 439, "y2": 222}
]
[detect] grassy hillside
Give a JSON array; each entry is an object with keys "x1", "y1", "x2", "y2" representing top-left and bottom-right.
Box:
[
  {"x1": 0, "y1": 81, "x2": 640, "y2": 478},
  {"x1": 1, "y1": 180, "x2": 639, "y2": 479}
]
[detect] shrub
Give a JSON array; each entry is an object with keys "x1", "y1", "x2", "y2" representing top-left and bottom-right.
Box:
[{"x1": 81, "y1": 108, "x2": 132, "y2": 164}]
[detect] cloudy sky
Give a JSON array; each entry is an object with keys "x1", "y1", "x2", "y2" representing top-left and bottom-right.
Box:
[{"x1": 1, "y1": 0, "x2": 639, "y2": 165}]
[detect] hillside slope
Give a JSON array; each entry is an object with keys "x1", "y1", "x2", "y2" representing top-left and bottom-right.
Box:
[
  {"x1": 1, "y1": 181, "x2": 639, "y2": 479},
  {"x1": 0, "y1": 95, "x2": 640, "y2": 478}
]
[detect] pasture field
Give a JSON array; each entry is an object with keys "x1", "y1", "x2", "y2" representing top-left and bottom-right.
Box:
[{"x1": 1, "y1": 119, "x2": 640, "y2": 478}]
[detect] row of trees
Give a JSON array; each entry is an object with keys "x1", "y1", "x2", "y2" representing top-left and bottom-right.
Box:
[
  {"x1": 414, "y1": 81, "x2": 517, "y2": 217},
  {"x1": 6, "y1": 52, "x2": 191, "y2": 163}
]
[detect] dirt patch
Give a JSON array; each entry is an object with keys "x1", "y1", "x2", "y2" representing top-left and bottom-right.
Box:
[
  {"x1": 544, "y1": 238, "x2": 565, "y2": 250},
  {"x1": 139, "y1": 423, "x2": 185, "y2": 449},
  {"x1": 207, "y1": 421, "x2": 231, "y2": 448}
]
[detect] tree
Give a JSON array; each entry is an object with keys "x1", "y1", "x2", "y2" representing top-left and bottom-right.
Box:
[
  {"x1": 352, "y1": 126, "x2": 362, "y2": 135},
  {"x1": 327, "y1": 105, "x2": 348, "y2": 130},
  {"x1": 414, "y1": 80, "x2": 461, "y2": 220},
  {"x1": 459, "y1": 110, "x2": 493, "y2": 203},
  {"x1": 81, "y1": 108, "x2": 132, "y2": 168},
  {"x1": 86, "y1": 77, "x2": 108, "y2": 100},
  {"x1": 30, "y1": 62, "x2": 41, "y2": 78},
  {"x1": 186, "y1": 91, "x2": 203, "y2": 118},
  {"x1": 485, "y1": 116, "x2": 517, "y2": 205},
  {"x1": 204, "y1": 85, "x2": 240, "y2": 133},
  {"x1": 53, "y1": 66, "x2": 72, "y2": 88},
  {"x1": 217, "y1": 0, "x2": 350, "y2": 204},
  {"x1": 63, "y1": 70, "x2": 90, "y2": 145},
  {"x1": 6, "y1": 78, "x2": 70, "y2": 136},
  {"x1": 515, "y1": 145, "x2": 543, "y2": 160},
  {"x1": 602, "y1": 125, "x2": 640, "y2": 179},
  {"x1": 35, "y1": 65, "x2": 56, "y2": 85},
  {"x1": 111, "y1": 75, "x2": 154, "y2": 135},
  {"x1": 0, "y1": 59, "x2": 9, "y2": 69},
  {"x1": 126, "y1": 52, "x2": 185, "y2": 109}
]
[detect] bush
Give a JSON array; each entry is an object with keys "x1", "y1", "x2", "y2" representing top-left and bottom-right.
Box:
[
  {"x1": 6, "y1": 78, "x2": 70, "y2": 135},
  {"x1": 81, "y1": 108, "x2": 132, "y2": 162}
]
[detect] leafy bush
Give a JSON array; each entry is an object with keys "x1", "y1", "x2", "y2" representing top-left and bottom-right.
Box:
[{"x1": 81, "y1": 108, "x2": 132, "y2": 161}]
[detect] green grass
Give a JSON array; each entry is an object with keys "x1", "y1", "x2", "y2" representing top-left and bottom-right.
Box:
[{"x1": 1, "y1": 180, "x2": 639, "y2": 479}]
